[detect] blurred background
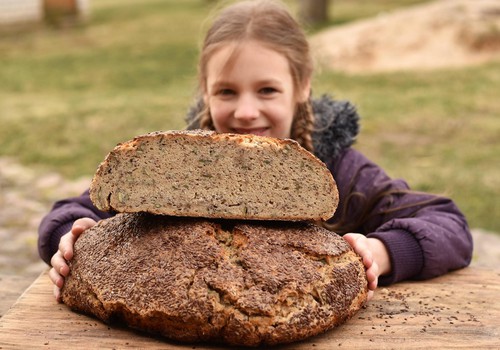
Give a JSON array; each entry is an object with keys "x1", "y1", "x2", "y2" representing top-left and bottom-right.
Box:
[{"x1": 1, "y1": 0, "x2": 499, "y2": 314}]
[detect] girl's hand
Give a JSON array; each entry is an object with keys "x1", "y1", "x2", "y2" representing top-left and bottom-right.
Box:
[
  {"x1": 49, "y1": 218, "x2": 97, "y2": 302},
  {"x1": 343, "y1": 233, "x2": 391, "y2": 301}
]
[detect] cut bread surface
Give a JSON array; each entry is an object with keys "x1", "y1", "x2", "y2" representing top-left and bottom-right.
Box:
[{"x1": 89, "y1": 130, "x2": 339, "y2": 221}]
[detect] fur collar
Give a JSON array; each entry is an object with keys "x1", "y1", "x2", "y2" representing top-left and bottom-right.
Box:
[{"x1": 184, "y1": 94, "x2": 360, "y2": 163}]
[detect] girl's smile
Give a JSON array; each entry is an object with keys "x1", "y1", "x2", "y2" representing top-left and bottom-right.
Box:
[{"x1": 204, "y1": 40, "x2": 303, "y2": 139}]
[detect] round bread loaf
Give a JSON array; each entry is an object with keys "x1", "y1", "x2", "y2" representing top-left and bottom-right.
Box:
[{"x1": 61, "y1": 213, "x2": 368, "y2": 347}]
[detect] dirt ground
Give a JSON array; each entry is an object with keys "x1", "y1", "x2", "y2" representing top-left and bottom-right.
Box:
[
  {"x1": 0, "y1": 157, "x2": 90, "y2": 278},
  {"x1": 310, "y1": 0, "x2": 500, "y2": 73}
]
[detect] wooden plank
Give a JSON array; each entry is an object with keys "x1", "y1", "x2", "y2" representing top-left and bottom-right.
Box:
[{"x1": 0, "y1": 266, "x2": 499, "y2": 349}]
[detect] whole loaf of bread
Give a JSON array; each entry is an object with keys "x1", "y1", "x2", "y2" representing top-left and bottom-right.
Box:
[
  {"x1": 61, "y1": 213, "x2": 368, "y2": 347},
  {"x1": 89, "y1": 130, "x2": 339, "y2": 221}
]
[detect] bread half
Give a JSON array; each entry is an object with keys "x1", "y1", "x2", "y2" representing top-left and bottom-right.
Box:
[{"x1": 89, "y1": 130, "x2": 338, "y2": 221}]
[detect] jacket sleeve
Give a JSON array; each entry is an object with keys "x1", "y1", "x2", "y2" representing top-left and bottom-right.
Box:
[
  {"x1": 329, "y1": 148, "x2": 473, "y2": 286},
  {"x1": 37, "y1": 189, "x2": 113, "y2": 265}
]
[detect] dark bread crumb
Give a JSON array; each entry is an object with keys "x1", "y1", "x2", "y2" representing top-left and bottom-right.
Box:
[{"x1": 89, "y1": 130, "x2": 339, "y2": 221}]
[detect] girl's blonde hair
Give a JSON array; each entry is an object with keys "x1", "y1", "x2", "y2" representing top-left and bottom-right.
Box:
[{"x1": 197, "y1": 0, "x2": 315, "y2": 152}]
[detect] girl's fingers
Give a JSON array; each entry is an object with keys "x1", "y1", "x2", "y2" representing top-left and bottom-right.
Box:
[
  {"x1": 364, "y1": 261, "x2": 379, "y2": 291},
  {"x1": 366, "y1": 261, "x2": 379, "y2": 282},
  {"x1": 49, "y1": 218, "x2": 97, "y2": 303},
  {"x1": 58, "y1": 233, "x2": 75, "y2": 261},
  {"x1": 50, "y1": 248, "x2": 70, "y2": 277},
  {"x1": 50, "y1": 250, "x2": 68, "y2": 302},
  {"x1": 344, "y1": 233, "x2": 379, "y2": 294},
  {"x1": 53, "y1": 284, "x2": 62, "y2": 302},
  {"x1": 368, "y1": 274, "x2": 378, "y2": 291},
  {"x1": 61, "y1": 218, "x2": 96, "y2": 260},
  {"x1": 48, "y1": 267, "x2": 63, "y2": 289},
  {"x1": 344, "y1": 233, "x2": 373, "y2": 269},
  {"x1": 72, "y1": 218, "x2": 97, "y2": 234}
]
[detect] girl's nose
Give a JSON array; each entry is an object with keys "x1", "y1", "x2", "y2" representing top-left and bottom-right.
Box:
[{"x1": 234, "y1": 94, "x2": 259, "y2": 121}]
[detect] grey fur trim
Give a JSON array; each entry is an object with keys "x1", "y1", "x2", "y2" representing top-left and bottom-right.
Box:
[
  {"x1": 311, "y1": 95, "x2": 360, "y2": 163},
  {"x1": 184, "y1": 94, "x2": 360, "y2": 162}
]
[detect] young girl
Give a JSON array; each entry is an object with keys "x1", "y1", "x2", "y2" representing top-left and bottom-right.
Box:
[{"x1": 39, "y1": 0, "x2": 472, "y2": 302}]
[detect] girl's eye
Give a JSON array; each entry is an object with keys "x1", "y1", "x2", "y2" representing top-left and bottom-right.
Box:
[
  {"x1": 260, "y1": 87, "x2": 278, "y2": 95},
  {"x1": 217, "y1": 89, "x2": 235, "y2": 96}
]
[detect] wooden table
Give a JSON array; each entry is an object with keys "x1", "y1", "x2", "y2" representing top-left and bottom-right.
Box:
[{"x1": 1, "y1": 265, "x2": 499, "y2": 349}]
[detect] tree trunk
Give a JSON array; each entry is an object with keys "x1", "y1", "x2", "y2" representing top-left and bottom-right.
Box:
[{"x1": 298, "y1": 0, "x2": 330, "y2": 25}]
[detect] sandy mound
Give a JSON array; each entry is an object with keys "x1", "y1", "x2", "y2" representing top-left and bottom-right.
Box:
[{"x1": 310, "y1": 0, "x2": 500, "y2": 73}]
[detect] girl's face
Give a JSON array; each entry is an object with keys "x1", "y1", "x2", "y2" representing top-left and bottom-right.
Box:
[{"x1": 204, "y1": 40, "x2": 309, "y2": 139}]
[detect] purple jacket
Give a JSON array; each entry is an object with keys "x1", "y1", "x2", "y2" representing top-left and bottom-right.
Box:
[{"x1": 38, "y1": 96, "x2": 473, "y2": 285}]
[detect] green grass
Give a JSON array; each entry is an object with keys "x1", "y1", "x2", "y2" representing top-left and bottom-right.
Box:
[
  {"x1": 314, "y1": 62, "x2": 500, "y2": 233},
  {"x1": 0, "y1": 0, "x2": 498, "y2": 233}
]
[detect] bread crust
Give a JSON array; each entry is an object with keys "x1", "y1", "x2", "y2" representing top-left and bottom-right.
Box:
[
  {"x1": 89, "y1": 130, "x2": 339, "y2": 221},
  {"x1": 61, "y1": 213, "x2": 368, "y2": 347}
]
